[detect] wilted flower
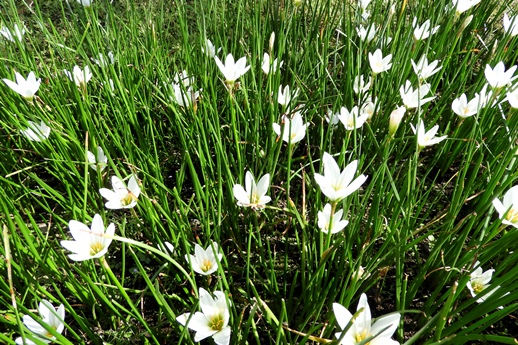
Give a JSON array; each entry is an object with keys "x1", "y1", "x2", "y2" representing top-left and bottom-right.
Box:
[
  {"x1": 333, "y1": 293, "x2": 400, "y2": 345},
  {"x1": 185, "y1": 242, "x2": 223, "y2": 276},
  {"x1": 99, "y1": 175, "x2": 141, "y2": 209},
  {"x1": 64, "y1": 66, "x2": 92, "y2": 91},
  {"x1": 352, "y1": 266, "x2": 371, "y2": 281},
  {"x1": 314, "y1": 152, "x2": 367, "y2": 202},
  {"x1": 0, "y1": 23, "x2": 26, "y2": 42},
  {"x1": 273, "y1": 112, "x2": 307, "y2": 144},
  {"x1": 176, "y1": 288, "x2": 231, "y2": 345},
  {"x1": 411, "y1": 121, "x2": 447, "y2": 148},
  {"x1": 87, "y1": 146, "x2": 108, "y2": 172},
  {"x1": 214, "y1": 53, "x2": 250, "y2": 85},
  {"x1": 21, "y1": 120, "x2": 51, "y2": 142},
  {"x1": 15, "y1": 300, "x2": 65, "y2": 345},
  {"x1": 318, "y1": 204, "x2": 349, "y2": 234},
  {"x1": 92, "y1": 52, "x2": 114, "y2": 67},
  {"x1": 353, "y1": 74, "x2": 371, "y2": 95},
  {"x1": 484, "y1": 62, "x2": 517, "y2": 90},
  {"x1": 61, "y1": 213, "x2": 115, "y2": 261},
  {"x1": 233, "y1": 171, "x2": 271, "y2": 209},
  {"x1": 492, "y1": 185, "x2": 518, "y2": 228},
  {"x1": 277, "y1": 84, "x2": 299, "y2": 108},
  {"x1": 413, "y1": 18, "x2": 439, "y2": 40},
  {"x1": 400, "y1": 80, "x2": 435, "y2": 109},
  {"x1": 467, "y1": 262, "x2": 501, "y2": 304},
  {"x1": 3, "y1": 71, "x2": 41, "y2": 102},
  {"x1": 356, "y1": 24, "x2": 377, "y2": 43},
  {"x1": 452, "y1": 0, "x2": 480, "y2": 16},
  {"x1": 503, "y1": 13, "x2": 518, "y2": 37},
  {"x1": 452, "y1": 93, "x2": 480, "y2": 118},
  {"x1": 388, "y1": 106, "x2": 406, "y2": 137},
  {"x1": 411, "y1": 56, "x2": 442, "y2": 81},
  {"x1": 368, "y1": 49, "x2": 392, "y2": 75},
  {"x1": 202, "y1": 39, "x2": 221, "y2": 58},
  {"x1": 261, "y1": 53, "x2": 283, "y2": 74},
  {"x1": 337, "y1": 106, "x2": 369, "y2": 130}
]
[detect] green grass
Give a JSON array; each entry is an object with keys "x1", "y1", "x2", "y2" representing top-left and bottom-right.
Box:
[{"x1": 1, "y1": 0, "x2": 518, "y2": 344}]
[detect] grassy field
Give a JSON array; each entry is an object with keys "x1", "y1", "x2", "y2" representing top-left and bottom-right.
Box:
[{"x1": 1, "y1": 0, "x2": 518, "y2": 344}]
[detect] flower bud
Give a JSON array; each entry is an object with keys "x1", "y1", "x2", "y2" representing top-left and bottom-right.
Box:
[
  {"x1": 389, "y1": 106, "x2": 406, "y2": 137},
  {"x1": 269, "y1": 32, "x2": 275, "y2": 53}
]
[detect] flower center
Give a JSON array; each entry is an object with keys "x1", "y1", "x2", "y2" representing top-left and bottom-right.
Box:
[
  {"x1": 90, "y1": 241, "x2": 104, "y2": 256},
  {"x1": 43, "y1": 326, "x2": 57, "y2": 338},
  {"x1": 200, "y1": 258, "x2": 214, "y2": 272},
  {"x1": 121, "y1": 192, "x2": 138, "y2": 206},
  {"x1": 250, "y1": 192, "x2": 260, "y2": 205},
  {"x1": 209, "y1": 314, "x2": 224, "y2": 331},
  {"x1": 354, "y1": 329, "x2": 371, "y2": 344},
  {"x1": 471, "y1": 281, "x2": 485, "y2": 294},
  {"x1": 505, "y1": 208, "x2": 518, "y2": 223}
]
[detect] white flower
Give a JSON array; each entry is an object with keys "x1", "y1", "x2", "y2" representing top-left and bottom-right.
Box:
[
  {"x1": 261, "y1": 52, "x2": 283, "y2": 74},
  {"x1": 0, "y1": 23, "x2": 26, "y2": 42},
  {"x1": 173, "y1": 70, "x2": 194, "y2": 87},
  {"x1": 504, "y1": 13, "x2": 518, "y2": 37},
  {"x1": 77, "y1": 0, "x2": 92, "y2": 6},
  {"x1": 214, "y1": 53, "x2": 250, "y2": 84},
  {"x1": 467, "y1": 262, "x2": 499, "y2": 304},
  {"x1": 318, "y1": 204, "x2": 349, "y2": 234},
  {"x1": 185, "y1": 242, "x2": 223, "y2": 275},
  {"x1": 277, "y1": 85, "x2": 299, "y2": 108},
  {"x1": 451, "y1": 93, "x2": 480, "y2": 118},
  {"x1": 273, "y1": 112, "x2": 307, "y2": 144},
  {"x1": 484, "y1": 62, "x2": 517, "y2": 89},
  {"x1": 171, "y1": 83, "x2": 201, "y2": 108},
  {"x1": 158, "y1": 241, "x2": 175, "y2": 255},
  {"x1": 452, "y1": 0, "x2": 480, "y2": 15},
  {"x1": 353, "y1": 74, "x2": 371, "y2": 95},
  {"x1": 492, "y1": 185, "x2": 518, "y2": 228},
  {"x1": 3, "y1": 71, "x2": 41, "y2": 101},
  {"x1": 92, "y1": 52, "x2": 114, "y2": 67},
  {"x1": 233, "y1": 171, "x2": 271, "y2": 208},
  {"x1": 338, "y1": 106, "x2": 369, "y2": 130},
  {"x1": 410, "y1": 121, "x2": 447, "y2": 148},
  {"x1": 15, "y1": 300, "x2": 65, "y2": 345},
  {"x1": 399, "y1": 80, "x2": 435, "y2": 109},
  {"x1": 356, "y1": 24, "x2": 377, "y2": 42},
  {"x1": 21, "y1": 120, "x2": 51, "y2": 142},
  {"x1": 368, "y1": 49, "x2": 392, "y2": 75},
  {"x1": 358, "y1": 0, "x2": 372, "y2": 11},
  {"x1": 326, "y1": 109, "x2": 341, "y2": 127},
  {"x1": 314, "y1": 152, "x2": 367, "y2": 202},
  {"x1": 60, "y1": 214, "x2": 115, "y2": 261},
  {"x1": 333, "y1": 293, "x2": 400, "y2": 345},
  {"x1": 413, "y1": 18, "x2": 439, "y2": 40},
  {"x1": 202, "y1": 39, "x2": 221, "y2": 58},
  {"x1": 411, "y1": 56, "x2": 442, "y2": 81},
  {"x1": 99, "y1": 175, "x2": 141, "y2": 209},
  {"x1": 388, "y1": 106, "x2": 406, "y2": 137},
  {"x1": 87, "y1": 146, "x2": 108, "y2": 172},
  {"x1": 507, "y1": 88, "x2": 518, "y2": 108},
  {"x1": 64, "y1": 65, "x2": 92, "y2": 89},
  {"x1": 475, "y1": 84, "x2": 495, "y2": 109},
  {"x1": 176, "y1": 288, "x2": 231, "y2": 345},
  {"x1": 360, "y1": 98, "x2": 376, "y2": 121}
]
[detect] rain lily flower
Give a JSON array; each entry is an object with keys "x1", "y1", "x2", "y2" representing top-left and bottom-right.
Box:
[
  {"x1": 185, "y1": 242, "x2": 223, "y2": 275},
  {"x1": 158, "y1": 241, "x2": 175, "y2": 255},
  {"x1": 273, "y1": 111, "x2": 307, "y2": 144},
  {"x1": 484, "y1": 62, "x2": 517, "y2": 89},
  {"x1": 171, "y1": 84, "x2": 201, "y2": 108},
  {"x1": 3, "y1": 71, "x2": 41, "y2": 102},
  {"x1": 61, "y1": 213, "x2": 115, "y2": 261},
  {"x1": 399, "y1": 80, "x2": 435, "y2": 109},
  {"x1": 492, "y1": 185, "x2": 518, "y2": 228},
  {"x1": 99, "y1": 175, "x2": 141, "y2": 209},
  {"x1": 92, "y1": 52, "x2": 114, "y2": 67},
  {"x1": 0, "y1": 23, "x2": 26, "y2": 42},
  {"x1": 337, "y1": 106, "x2": 369, "y2": 130},
  {"x1": 174, "y1": 70, "x2": 194, "y2": 87},
  {"x1": 277, "y1": 85, "x2": 299, "y2": 108},
  {"x1": 318, "y1": 204, "x2": 349, "y2": 234},
  {"x1": 261, "y1": 53, "x2": 283, "y2": 74},
  {"x1": 15, "y1": 300, "x2": 65, "y2": 345},
  {"x1": 467, "y1": 262, "x2": 500, "y2": 304},
  {"x1": 388, "y1": 106, "x2": 406, "y2": 137},
  {"x1": 368, "y1": 49, "x2": 392, "y2": 75},
  {"x1": 413, "y1": 18, "x2": 439, "y2": 40},
  {"x1": 358, "y1": 0, "x2": 372, "y2": 12},
  {"x1": 87, "y1": 146, "x2": 108, "y2": 172},
  {"x1": 176, "y1": 288, "x2": 231, "y2": 345},
  {"x1": 356, "y1": 24, "x2": 376, "y2": 42},
  {"x1": 325, "y1": 109, "x2": 340, "y2": 127},
  {"x1": 507, "y1": 88, "x2": 518, "y2": 108},
  {"x1": 214, "y1": 53, "x2": 250, "y2": 85},
  {"x1": 64, "y1": 65, "x2": 92, "y2": 91},
  {"x1": 314, "y1": 152, "x2": 367, "y2": 202},
  {"x1": 411, "y1": 56, "x2": 442, "y2": 81},
  {"x1": 77, "y1": 0, "x2": 92, "y2": 6},
  {"x1": 233, "y1": 171, "x2": 271, "y2": 209},
  {"x1": 475, "y1": 84, "x2": 495, "y2": 109},
  {"x1": 333, "y1": 293, "x2": 400, "y2": 345},
  {"x1": 503, "y1": 13, "x2": 518, "y2": 37},
  {"x1": 353, "y1": 74, "x2": 371, "y2": 95},
  {"x1": 21, "y1": 120, "x2": 51, "y2": 142},
  {"x1": 360, "y1": 99, "x2": 376, "y2": 120},
  {"x1": 452, "y1": 0, "x2": 480, "y2": 15},
  {"x1": 452, "y1": 93, "x2": 480, "y2": 118},
  {"x1": 410, "y1": 121, "x2": 447, "y2": 148},
  {"x1": 202, "y1": 39, "x2": 221, "y2": 58}
]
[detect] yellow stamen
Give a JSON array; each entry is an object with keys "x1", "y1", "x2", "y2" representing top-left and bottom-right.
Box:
[
  {"x1": 209, "y1": 314, "x2": 224, "y2": 331},
  {"x1": 505, "y1": 208, "x2": 518, "y2": 223},
  {"x1": 121, "y1": 191, "x2": 138, "y2": 206},
  {"x1": 90, "y1": 241, "x2": 104, "y2": 256},
  {"x1": 200, "y1": 259, "x2": 213, "y2": 272}
]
